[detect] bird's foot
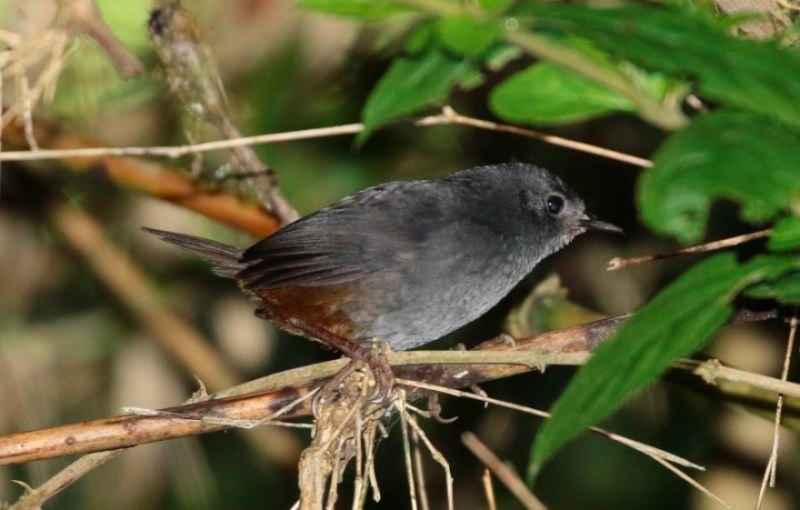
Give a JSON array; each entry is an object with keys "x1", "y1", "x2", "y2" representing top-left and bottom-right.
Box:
[
  {"x1": 319, "y1": 344, "x2": 394, "y2": 403},
  {"x1": 286, "y1": 317, "x2": 396, "y2": 413}
]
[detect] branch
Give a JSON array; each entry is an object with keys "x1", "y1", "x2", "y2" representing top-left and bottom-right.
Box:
[
  {"x1": 1, "y1": 120, "x2": 280, "y2": 236},
  {"x1": 148, "y1": 1, "x2": 298, "y2": 224},
  {"x1": 66, "y1": 0, "x2": 144, "y2": 78},
  {"x1": 0, "y1": 107, "x2": 651, "y2": 168},
  {"x1": 1, "y1": 309, "x2": 795, "y2": 466},
  {"x1": 608, "y1": 229, "x2": 772, "y2": 270},
  {"x1": 45, "y1": 198, "x2": 302, "y2": 467},
  {"x1": 49, "y1": 201, "x2": 242, "y2": 391}
]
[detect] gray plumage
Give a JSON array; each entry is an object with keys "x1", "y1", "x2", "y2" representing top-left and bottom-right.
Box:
[{"x1": 145, "y1": 163, "x2": 619, "y2": 351}]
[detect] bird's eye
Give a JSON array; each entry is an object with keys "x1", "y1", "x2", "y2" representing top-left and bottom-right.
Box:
[{"x1": 546, "y1": 195, "x2": 565, "y2": 215}]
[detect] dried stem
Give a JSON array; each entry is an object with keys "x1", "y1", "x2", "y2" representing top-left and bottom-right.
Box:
[
  {"x1": 66, "y1": 0, "x2": 144, "y2": 78},
  {"x1": 461, "y1": 432, "x2": 547, "y2": 510},
  {"x1": 148, "y1": 1, "x2": 298, "y2": 224},
  {"x1": 482, "y1": 469, "x2": 497, "y2": 510},
  {"x1": 0, "y1": 106, "x2": 651, "y2": 169},
  {"x1": 404, "y1": 408, "x2": 454, "y2": 510},
  {"x1": 47, "y1": 199, "x2": 301, "y2": 467},
  {"x1": 2, "y1": 120, "x2": 281, "y2": 236},
  {"x1": 607, "y1": 229, "x2": 772, "y2": 270},
  {"x1": 398, "y1": 396, "x2": 420, "y2": 510},
  {"x1": 756, "y1": 311, "x2": 798, "y2": 509},
  {"x1": 7, "y1": 450, "x2": 124, "y2": 510},
  {"x1": 649, "y1": 456, "x2": 729, "y2": 509},
  {"x1": 0, "y1": 308, "x2": 796, "y2": 467},
  {"x1": 401, "y1": 379, "x2": 702, "y2": 471},
  {"x1": 411, "y1": 428, "x2": 431, "y2": 510}
]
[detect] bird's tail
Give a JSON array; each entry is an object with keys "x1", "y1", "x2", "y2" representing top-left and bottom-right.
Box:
[{"x1": 142, "y1": 227, "x2": 246, "y2": 279}]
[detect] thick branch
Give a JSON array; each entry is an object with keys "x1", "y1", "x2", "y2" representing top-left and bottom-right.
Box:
[{"x1": 1, "y1": 311, "x2": 795, "y2": 466}]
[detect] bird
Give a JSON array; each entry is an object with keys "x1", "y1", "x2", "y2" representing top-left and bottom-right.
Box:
[{"x1": 144, "y1": 162, "x2": 621, "y2": 401}]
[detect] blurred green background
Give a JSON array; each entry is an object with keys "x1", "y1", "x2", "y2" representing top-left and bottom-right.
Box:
[{"x1": 0, "y1": 0, "x2": 798, "y2": 509}]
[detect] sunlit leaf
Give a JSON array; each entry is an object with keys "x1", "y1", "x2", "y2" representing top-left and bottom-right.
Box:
[
  {"x1": 437, "y1": 17, "x2": 502, "y2": 57},
  {"x1": 489, "y1": 63, "x2": 634, "y2": 125},
  {"x1": 296, "y1": 0, "x2": 414, "y2": 21},
  {"x1": 360, "y1": 48, "x2": 481, "y2": 140},
  {"x1": 515, "y1": 4, "x2": 800, "y2": 128}
]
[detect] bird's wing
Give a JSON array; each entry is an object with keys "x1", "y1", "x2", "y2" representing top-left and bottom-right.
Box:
[{"x1": 237, "y1": 181, "x2": 450, "y2": 290}]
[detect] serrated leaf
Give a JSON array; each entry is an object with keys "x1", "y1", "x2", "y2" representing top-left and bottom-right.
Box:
[
  {"x1": 489, "y1": 63, "x2": 635, "y2": 125},
  {"x1": 437, "y1": 17, "x2": 502, "y2": 57},
  {"x1": 360, "y1": 48, "x2": 481, "y2": 140},
  {"x1": 769, "y1": 217, "x2": 800, "y2": 252},
  {"x1": 639, "y1": 111, "x2": 800, "y2": 243},
  {"x1": 515, "y1": 5, "x2": 800, "y2": 128},
  {"x1": 530, "y1": 253, "x2": 800, "y2": 479},
  {"x1": 295, "y1": 0, "x2": 414, "y2": 21}
]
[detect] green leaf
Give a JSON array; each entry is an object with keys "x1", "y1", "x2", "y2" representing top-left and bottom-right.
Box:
[
  {"x1": 437, "y1": 17, "x2": 502, "y2": 57},
  {"x1": 769, "y1": 217, "x2": 800, "y2": 252},
  {"x1": 745, "y1": 272, "x2": 800, "y2": 304},
  {"x1": 405, "y1": 23, "x2": 435, "y2": 55},
  {"x1": 478, "y1": 0, "x2": 515, "y2": 12},
  {"x1": 639, "y1": 110, "x2": 800, "y2": 243},
  {"x1": 489, "y1": 63, "x2": 635, "y2": 125},
  {"x1": 360, "y1": 48, "x2": 481, "y2": 140},
  {"x1": 296, "y1": 0, "x2": 414, "y2": 21},
  {"x1": 530, "y1": 253, "x2": 800, "y2": 479},
  {"x1": 515, "y1": 5, "x2": 800, "y2": 128}
]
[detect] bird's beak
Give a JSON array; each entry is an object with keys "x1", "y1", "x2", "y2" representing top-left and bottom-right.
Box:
[{"x1": 579, "y1": 215, "x2": 623, "y2": 235}]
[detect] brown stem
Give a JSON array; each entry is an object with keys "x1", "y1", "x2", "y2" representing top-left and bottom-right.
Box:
[
  {"x1": 66, "y1": 0, "x2": 144, "y2": 78},
  {"x1": 0, "y1": 310, "x2": 791, "y2": 466},
  {"x1": 46, "y1": 199, "x2": 302, "y2": 467},
  {"x1": 147, "y1": 1, "x2": 298, "y2": 224},
  {"x1": 608, "y1": 229, "x2": 772, "y2": 270},
  {"x1": 1, "y1": 120, "x2": 280, "y2": 236}
]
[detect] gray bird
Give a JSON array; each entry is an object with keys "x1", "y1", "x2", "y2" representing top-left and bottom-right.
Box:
[{"x1": 145, "y1": 163, "x2": 620, "y2": 397}]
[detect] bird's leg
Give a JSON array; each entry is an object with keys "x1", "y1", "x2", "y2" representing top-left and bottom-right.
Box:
[{"x1": 287, "y1": 319, "x2": 395, "y2": 406}]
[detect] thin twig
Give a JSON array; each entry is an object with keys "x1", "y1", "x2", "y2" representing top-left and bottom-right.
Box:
[
  {"x1": 430, "y1": 106, "x2": 652, "y2": 168},
  {"x1": 67, "y1": 0, "x2": 144, "y2": 78},
  {"x1": 8, "y1": 383, "x2": 211, "y2": 510},
  {"x1": 2, "y1": 120, "x2": 281, "y2": 236},
  {"x1": 650, "y1": 456, "x2": 729, "y2": 509},
  {"x1": 7, "y1": 450, "x2": 123, "y2": 510},
  {"x1": 405, "y1": 411, "x2": 454, "y2": 510},
  {"x1": 608, "y1": 229, "x2": 772, "y2": 270},
  {"x1": 400, "y1": 379, "x2": 703, "y2": 471},
  {"x1": 148, "y1": 1, "x2": 297, "y2": 224},
  {"x1": 412, "y1": 428, "x2": 431, "y2": 510},
  {"x1": 461, "y1": 432, "x2": 547, "y2": 510},
  {"x1": 482, "y1": 469, "x2": 497, "y2": 510},
  {"x1": 756, "y1": 311, "x2": 798, "y2": 509},
  {"x1": 351, "y1": 410, "x2": 366, "y2": 510},
  {"x1": 678, "y1": 358, "x2": 800, "y2": 400},
  {"x1": 397, "y1": 396, "x2": 419, "y2": 510},
  {"x1": 0, "y1": 107, "x2": 651, "y2": 169}
]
